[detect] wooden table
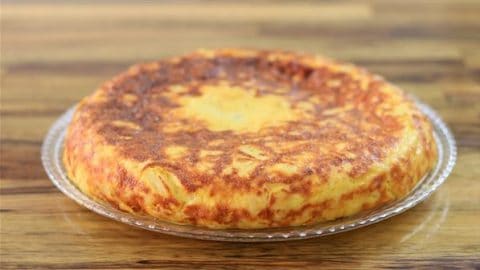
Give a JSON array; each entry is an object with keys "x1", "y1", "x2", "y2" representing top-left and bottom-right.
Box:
[{"x1": 1, "y1": 1, "x2": 479, "y2": 269}]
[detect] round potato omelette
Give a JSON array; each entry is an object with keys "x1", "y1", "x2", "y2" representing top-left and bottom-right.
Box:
[{"x1": 64, "y1": 49, "x2": 437, "y2": 229}]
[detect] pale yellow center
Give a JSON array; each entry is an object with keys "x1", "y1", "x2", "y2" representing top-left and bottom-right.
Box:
[{"x1": 175, "y1": 83, "x2": 297, "y2": 132}]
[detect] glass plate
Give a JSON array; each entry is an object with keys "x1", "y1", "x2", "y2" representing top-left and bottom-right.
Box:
[{"x1": 41, "y1": 101, "x2": 456, "y2": 242}]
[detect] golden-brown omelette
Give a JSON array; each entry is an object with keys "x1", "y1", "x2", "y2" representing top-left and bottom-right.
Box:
[{"x1": 63, "y1": 49, "x2": 437, "y2": 229}]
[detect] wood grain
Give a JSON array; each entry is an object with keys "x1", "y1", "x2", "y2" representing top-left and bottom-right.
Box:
[{"x1": 1, "y1": 0, "x2": 479, "y2": 269}]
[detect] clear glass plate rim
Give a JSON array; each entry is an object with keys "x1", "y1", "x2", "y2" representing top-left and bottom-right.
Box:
[{"x1": 41, "y1": 101, "x2": 457, "y2": 242}]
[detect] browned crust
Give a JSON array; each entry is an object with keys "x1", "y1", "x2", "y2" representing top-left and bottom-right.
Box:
[{"x1": 63, "y1": 49, "x2": 437, "y2": 229}]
